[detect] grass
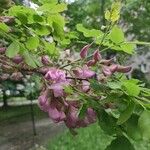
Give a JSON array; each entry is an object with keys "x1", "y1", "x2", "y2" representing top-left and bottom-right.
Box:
[
  {"x1": 0, "y1": 105, "x2": 47, "y2": 124},
  {"x1": 47, "y1": 123, "x2": 150, "y2": 150},
  {"x1": 47, "y1": 123, "x2": 115, "y2": 150}
]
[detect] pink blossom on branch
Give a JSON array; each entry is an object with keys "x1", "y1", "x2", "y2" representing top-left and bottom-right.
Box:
[
  {"x1": 45, "y1": 68, "x2": 66, "y2": 82},
  {"x1": 12, "y1": 55, "x2": 23, "y2": 64},
  {"x1": 80, "y1": 44, "x2": 90, "y2": 59},
  {"x1": 93, "y1": 49, "x2": 101, "y2": 62},
  {"x1": 73, "y1": 66, "x2": 96, "y2": 79}
]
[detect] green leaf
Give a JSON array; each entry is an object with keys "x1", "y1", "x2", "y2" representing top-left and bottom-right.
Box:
[
  {"x1": 38, "y1": 0, "x2": 58, "y2": 4},
  {"x1": 126, "y1": 114, "x2": 142, "y2": 140},
  {"x1": 38, "y1": 3, "x2": 67, "y2": 14},
  {"x1": 35, "y1": 25, "x2": 51, "y2": 36},
  {"x1": 138, "y1": 110, "x2": 150, "y2": 140},
  {"x1": 76, "y1": 24, "x2": 103, "y2": 38},
  {"x1": 25, "y1": 36, "x2": 39, "y2": 50},
  {"x1": 117, "y1": 102, "x2": 135, "y2": 125},
  {"x1": 23, "y1": 50, "x2": 37, "y2": 68},
  {"x1": 51, "y1": 14, "x2": 65, "y2": 40},
  {"x1": 6, "y1": 41, "x2": 20, "y2": 58},
  {"x1": 122, "y1": 80, "x2": 141, "y2": 96},
  {"x1": 0, "y1": 23, "x2": 10, "y2": 32},
  {"x1": 98, "y1": 110, "x2": 117, "y2": 135},
  {"x1": 105, "y1": 10, "x2": 111, "y2": 21},
  {"x1": 107, "y1": 82, "x2": 122, "y2": 90},
  {"x1": 121, "y1": 43, "x2": 136, "y2": 54},
  {"x1": 64, "y1": 86, "x2": 73, "y2": 95},
  {"x1": 44, "y1": 42, "x2": 58, "y2": 56},
  {"x1": 109, "y1": 26, "x2": 124, "y2": 44},
  {"x1": 126, "y1": 41, "x2": 150, "y2": 45},
  {"x1": 78, "y1": 104, "x2": 88, "y2": 119},
  {"x1": 106, "y1": 136, "x2": 135, "y2": 150},
  {"x1": 110, "y1": 2, "x2": 121, "y2": 22}
]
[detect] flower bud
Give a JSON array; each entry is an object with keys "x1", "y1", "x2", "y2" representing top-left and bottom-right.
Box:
[
  {"x1": 39, "y1": 67, "x2": 51, "y2": 75},
  {"x1": 80, "y1": 44, "x2": 90, "y2": 59},
  {"x1": 0, "y1": 47, "x2": 6, "y2": 54},
  {"x1": 12, "y1": 55, "x2": 23, "y2": 64},
  {"x1": 100, "y1": 58, "x2": 114, "y2": 65},
  {"x1": 109, "y1": 64, "x2": 118, "y2": 73},
  {"x1": 41, "y1": 55, "x2": 51, "y2": 65},
  {"x1": 93, "y1": 50, "x2": 101, "y2": 62},
  {"x1": 117, "y1": 65, "x2": 132, "y2": 73},
  {"x1": 102, "y1": 66, "x2": 112, "y2": 76},
  {"x1": 86, "y1": 60, "x2": 96, "y2": 66}
]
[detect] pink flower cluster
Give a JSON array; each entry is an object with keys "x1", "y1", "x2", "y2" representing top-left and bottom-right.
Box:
[
  {"x1": 80, "y1": 44, "x2": 132, "y2": 77},
  {"x1": 38, "y1": 67, "x2": 97, "y2": 129},
  {"x1": 37, "y1": 44, "x2": 132, "y2": 129}
]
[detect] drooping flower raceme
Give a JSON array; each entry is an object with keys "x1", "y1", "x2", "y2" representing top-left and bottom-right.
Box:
[{"x1": 37, "y1": 45, "x2": 132, "y2": 130}]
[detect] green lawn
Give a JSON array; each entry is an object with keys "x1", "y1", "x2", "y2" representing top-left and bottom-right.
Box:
[{"x1": 47, "y1": 123, "x2": 150, "y2": 150}]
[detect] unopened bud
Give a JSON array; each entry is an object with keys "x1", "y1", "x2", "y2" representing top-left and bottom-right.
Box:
[
  {"x1": 100, "y1": 58, "x2": 114, "y2": 65},
  {"x1": 117, "y1": 65, "x2": 132, "y2": 73},
  {"x1": 93, "y1": 50, "x2": 101, "y2": 62},
  {"x1": 12, "y1": 55, "x2": 23, "y2": 64},
  {"x1": 86, "y1": 60, "x2": 96, "y2": 66},
  {"x1": 41, "y1": 55, "x2": 51, "y2": 65},
  {"x1": 80, "y1": 44, "x2": 90, "y2": 59}
]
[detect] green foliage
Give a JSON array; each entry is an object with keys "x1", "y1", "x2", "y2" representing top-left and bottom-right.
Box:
[
  {"x1": 6, "y1": 41, "x2": 20, "y2": 58},
  {"x1": 117, "y1": 102, "x2": 135, "y2": 125},
  {"x1": 25, "y1": 36, "x2": 39, "y2": 50},
  {"x1": 105, "y1": 1, "x2": 121, "y2": 22},
  {"x1": 138, "y1": 110, "x2": 150, "y2": 140},
  {"x1": 47, "y1": 123, "x2": 150, "y2": 150},
  {"x1": 1, "y1": 1, "x2": 69, "y2": 68},
  {"x1": 109, "y1": 25, "x2": 124, "y2": 44},
  {"x1": 106, "y1": 136, "x2": 135, "y2": 150},
  {"x1": 76, "y1": 24, "x2": 103, "y2": 38},
  {"x1": 0, "y1": 23, "x2": 10, "y2": 32},
  {"x1": 47, "y1": 124, "x2": 114, "y2": 150}
]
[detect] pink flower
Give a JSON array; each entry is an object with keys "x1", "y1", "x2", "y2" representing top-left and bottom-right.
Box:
[
  {"x1": 65, "y1": 102, "x2": 97, "y2": 128},
  {"x1": 77, "y1": 108, "x2": 97, "y2": 127},
  {"x1": 65, "y1": 105, "x2": 78, "y2": 128},
  {"x1": 82, "y1": 80, "x2": 90, "y2": 92},
  {"x1": 49, "y1": 81, "x2": 69, "y2": 97},
  {"x1": 45, "y1": 68, "x2": 66, "y2": 82},
  {"x1": 38, "y1": 90, "x2": 50, "y2": 112},
  {"x1": 93, "y1": 50, "x2": 101, "y2": 62},
  {"x1": 12, "y1": 55, "x2": 23, "y2": 64},
  {"x1": 86, "y1": 60, "x2": 96, "y2": 66},
  {"x1": 109, "y1": 64, "x2": 118, "y2": 73},
  {"x1": 48, "y1": 99, "x2": 66, "y2": 123},
  {"x1": 80, "y1": 44, "x2": 90, "y2": 59},
  {"x1": 100, "y1": 58, "x2": 114, "y2": 65},
  {"x1": 117, "y1": 65, "x2": 132, "y2": 73},
  {"x1": 39, "y1": 67, "x2": 52, "y2": 75},
  {"x1": 73, "y1": 66, "x2": 96, "y2": 79},
  {"x1": 102, "y1": 64, "x2": 118, "y2": 76},
  {"x1": 102, "y1": 66, "x2": 112, "y2": 76},
  {"x1": 41, "y1": 55, "x2": 51, "y2": 65}
]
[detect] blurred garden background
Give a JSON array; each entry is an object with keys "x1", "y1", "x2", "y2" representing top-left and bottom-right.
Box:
[{"x1": 0, "y1": 0, "x2": 150, "y2": 150}]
